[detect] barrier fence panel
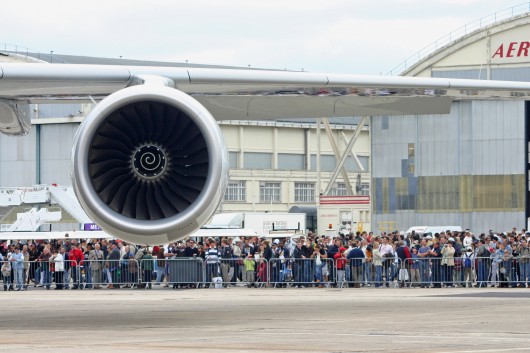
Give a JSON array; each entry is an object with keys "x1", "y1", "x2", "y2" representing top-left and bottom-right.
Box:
[
  {"x1": 268, "y1": 258, "x2": 334, "y2": 287},
  {"x1": 202, "y1": 258, "x2": 270, "y2": 288},
  {"x1": 2, "y1": 254, "x2": 530, "y2": 290},
  {"x1": 144, "y1": 258, "x2": 204, "y2": 288}
]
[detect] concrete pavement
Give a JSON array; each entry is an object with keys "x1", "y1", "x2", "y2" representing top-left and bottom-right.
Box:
[{"x1": 1, "y1": 287, "x2": 530, "y2": 352}]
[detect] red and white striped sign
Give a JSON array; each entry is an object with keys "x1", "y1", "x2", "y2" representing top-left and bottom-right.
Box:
[{"x1": 319, "y1": 195, "x2": 370, "y2": 205}]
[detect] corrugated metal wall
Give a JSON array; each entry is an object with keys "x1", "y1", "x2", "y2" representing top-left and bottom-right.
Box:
[
  {"x1": 0, "y1": 122, "x2": 79, "y2": 187},
  {"x1": 372, "y1": 100, "x2": 525, "y2": 233}
]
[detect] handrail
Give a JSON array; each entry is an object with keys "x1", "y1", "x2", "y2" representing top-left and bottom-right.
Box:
[
  {"x1": 0, "y1": 43, "x2": 65, "y2": 63},
  {"x1": 387, "y1": 2, "x2": 530, "y2": 76}
]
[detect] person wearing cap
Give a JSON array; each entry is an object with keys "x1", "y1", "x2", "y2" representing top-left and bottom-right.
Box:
[
  {"x1": 462, "y1": 246, "x2": 475, "y2": 287},
  {"x1": 334, "y1": 247, "x2": 348, "y2": 288}
]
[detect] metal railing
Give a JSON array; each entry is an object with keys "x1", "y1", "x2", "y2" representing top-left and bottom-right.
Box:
[
  {"x1": 0, "y1": 43, "x2": 65, "y2": 63},
  {"x1": 2, "y1": 255, "x2": 530, "y2": 290},
  {"x1": 387, "y1": 2, "x2": 530, "y2": 75}
]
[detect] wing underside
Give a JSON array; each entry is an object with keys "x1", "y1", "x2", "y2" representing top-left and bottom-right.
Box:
[{"x1": 2, "y1": 63, "x2": 530, "y2": 135}]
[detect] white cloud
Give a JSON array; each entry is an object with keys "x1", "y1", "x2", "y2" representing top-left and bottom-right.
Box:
[{"x1": 0, "y1": 0, "x2": 524, "y2": 74}]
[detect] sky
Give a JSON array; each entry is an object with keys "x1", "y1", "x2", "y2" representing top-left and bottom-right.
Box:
[{"x1": 1, "y1": 0, "x2": 525, "y2": 74}]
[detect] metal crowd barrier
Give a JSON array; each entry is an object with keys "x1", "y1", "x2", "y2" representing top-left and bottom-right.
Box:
[
  {"x1": 268, "y1": 257, "x2": 334, "y2": 287},
  {"x1": 2, "y1": 255, "x2": 530, "y2": 290}
]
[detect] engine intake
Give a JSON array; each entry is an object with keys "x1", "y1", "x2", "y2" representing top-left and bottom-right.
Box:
[{"x1": 72, "y1": 85, "x2": 228, "y2": 245}]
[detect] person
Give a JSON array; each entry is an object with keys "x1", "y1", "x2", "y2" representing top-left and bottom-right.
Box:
[
  {"x1": 429, "y1": 242, "x2": 442, "y2": 288},
  {"x1": 243, "y1": 253, "x2": 256, "y2": 287},
  {"x1": 417, "y1": 239, "x2": 431, "y2": 288},
  {"x1": 476, "y1": 239, "x2": 491, "y2": 287},
  {"x1": 292, "y1": 240, "x2": 306, "y2": 287},
  {"x1": 327, "y1": 238, "x2": 341, "y2": 287},
  {"x1": 27, "y1": 243, "x2": 38, "y2": 287},
  {"x1": 155, "y1": 247, "x2": 166, "y2": 286},
  {"x1": 88, "y1": 243, "x2": 104, "y2": 289},
  {"x1": 378, "y1": 237, "x2": 394, "y2": 287},
  {"x1": 361, "y1": 240, "x2": 373, "y2": 287},
  {"x1": 462, "y1": 246, "x2": 475, "y2": 288},
  {"x1": 10, "y1": 246, "x2": 25, "y2": 291},
  {"x1": 310, "y1": 244, "x2": 326, "y2": 288},
  {"x1": 219, "y1": 239, "x2": 233, "y2": 287},
  {"x1": 81, "y1": 243, "x2": 93, "y2": 289},
  {"x1": 372, "y1": 240, "x2": 383, "y2": 288},
  {"x1": 2, "y1": 259, "x2": 12, "y2": 291},
  {"x1": 141, "y1": 250, "x2": 154, "y2": 289},
  {"x1": 51, "y1": 247, "x2": 65, "y2": 289},
  {"x1": 441, "y1": 241, "x2": 455, "y2": 287},
  {"x1": 347, "y1": 240, "x2": 364, "y2": 288},
  {"x1": 395, "y1": 241, "x2": 412, "y2": 288},
  {"x1": 518, "y1": 239, "x2": 530, "y2": 288},
  {"x1": 409, "y1": 247, "x2": 420, "y2": 287},
  {"x1": 499, "y1": 246, "x2": 513, "y2": 288},
  {"x1": 21, "y1": 245, "x2": 30, "y2": 290},
  {"x1": 69, "y1": 243, "x2": 84, "y2": 289},
  {"x1": 334, "y1": 247, "x2": 348, "y2": 288},
  {"x1": 205, "y1": 241, "x2": 220, "y2": 286},
  {"x1": 106, "y1": 242, "x2": 121, "y2": 288},
  {"x1": 37, "y1": 247, "x2": 52, "y2": 290}
]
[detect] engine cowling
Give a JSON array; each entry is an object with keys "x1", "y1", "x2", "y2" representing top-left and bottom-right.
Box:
[{"x1": 72, "y1": 84, "x2": 228, "y2": 245}]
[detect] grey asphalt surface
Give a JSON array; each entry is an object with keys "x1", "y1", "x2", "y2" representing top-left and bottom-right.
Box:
[{"x1": 2, "y1": 287, "x2": 530, "y2": 352}]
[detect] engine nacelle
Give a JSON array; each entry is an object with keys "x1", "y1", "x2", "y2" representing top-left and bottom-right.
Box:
[{"x1": 72, "y1": 85, "x2": 228, "y2": 245}]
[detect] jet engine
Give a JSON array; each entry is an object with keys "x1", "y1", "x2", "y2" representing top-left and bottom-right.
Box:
[{"x1": 72, "y1": 84, "x2": 228, "y2": 245}]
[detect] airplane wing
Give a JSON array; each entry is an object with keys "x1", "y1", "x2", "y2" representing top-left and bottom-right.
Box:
[
  {"x1": 3, "y1": 62, "x2": 530, "y2": 245},
  {"x1": 2, "y1": 63, "x2": 530, "y2": 135}
]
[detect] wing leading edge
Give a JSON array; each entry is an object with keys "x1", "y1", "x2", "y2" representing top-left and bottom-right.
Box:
[{"x1": 2, "y1": 62, "x2": 530, "y2": 135}]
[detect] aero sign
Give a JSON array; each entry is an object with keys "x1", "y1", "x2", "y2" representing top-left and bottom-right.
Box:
[{"x1": 492, "y1": 42, "x2": 530, "y2": 58}]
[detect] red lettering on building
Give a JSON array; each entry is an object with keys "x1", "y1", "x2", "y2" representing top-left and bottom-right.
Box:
[
  {"x1": 492, "y1": 42, "x2": 530, "y2": 58},
  {"x1": 517, "y1": 41, "x2": 530, "y2": 57},
  {"x1": 492, "y1": 44, "x2": 504, "y2": 58}
]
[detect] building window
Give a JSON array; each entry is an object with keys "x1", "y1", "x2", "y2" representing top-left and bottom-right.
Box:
[
  {"x1": 224, "y1": 181, "x2": 246, "y2": 202},
  {"x1": 244, "y1": 152, "x2": 272, "y2": 169},
  {"x1": 294, "y1": 182, "x2": 315, "y2": 203},
  {"x1": 360, "y1": 182, "x2": 370, "y2": 196},
  {"x1": 228, "y1": 152, "x2": 238, "y2": 169},
  {"x1": 260, "y1": 182, "x2": 281, "y2": 203},
  {"x1": 330, "y1": 182, "x2": 348, "y2": 196},
  {"x1": 278, "y1": 153, "x2": 305, "y2": 170}
]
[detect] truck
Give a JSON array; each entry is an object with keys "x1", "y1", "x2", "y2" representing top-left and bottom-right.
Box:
[{"x1": 202, "y1": 212, "x2": 306, "y2": 238}]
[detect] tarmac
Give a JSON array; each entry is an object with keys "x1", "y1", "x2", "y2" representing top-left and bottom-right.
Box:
[{"x1": 2, "y1": 286, "x2": 530, "y2": 353}]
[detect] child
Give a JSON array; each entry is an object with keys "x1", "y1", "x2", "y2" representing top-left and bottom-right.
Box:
[
  {"x1": 2, "y1": 260, "x2": 12, "y2": 291},
  {"x1": 243, "y1": 254, "x2": 256, "y2": 288}
]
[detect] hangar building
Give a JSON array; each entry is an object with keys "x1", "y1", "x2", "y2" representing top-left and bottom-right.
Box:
[{"x1": 372, "y1": 6, "x2": 530, "y2": 233}]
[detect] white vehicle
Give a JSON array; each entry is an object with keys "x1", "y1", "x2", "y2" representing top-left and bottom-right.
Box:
[
  {"x1": 406, "y1": 226, "x2": 463, "y2": 238},
  {"x1": 202, "y1": 212, "x2": 306, "y2": 239}
]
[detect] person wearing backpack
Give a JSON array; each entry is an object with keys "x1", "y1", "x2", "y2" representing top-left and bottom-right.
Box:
[{"x1": 463, "y1": 246, "x2": 475, "y2": 288}]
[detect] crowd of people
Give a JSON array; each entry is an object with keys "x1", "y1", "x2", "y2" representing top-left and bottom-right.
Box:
[{"x1": 1, "y1": 227, "x2": 530, "y2": 291}]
